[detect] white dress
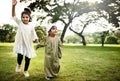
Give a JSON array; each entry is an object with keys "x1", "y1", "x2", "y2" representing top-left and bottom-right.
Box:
[{"x1": 12, "y1": 16, "x2": 38, "y2": 58}]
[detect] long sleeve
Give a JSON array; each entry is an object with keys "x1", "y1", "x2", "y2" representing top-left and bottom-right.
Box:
[
  {"x1": 12, "y1": 16, "x2": 20, "y2": 26},
  {"x1": 32, "y1": 27, "x2": 38, "y2": 41},
  {"x1": 58, "y1": 39, "x2": 62, "y2": 59}
]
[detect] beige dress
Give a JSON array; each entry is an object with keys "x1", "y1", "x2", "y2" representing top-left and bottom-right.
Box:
[{"x1": 43, "y1": 36, "x2": 62, "y2": 77}]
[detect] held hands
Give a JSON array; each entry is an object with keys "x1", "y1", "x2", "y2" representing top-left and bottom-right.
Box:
[
  {"x1": 36, "y1": 43, "x2": 40, "y2": 50},
  {"x1": 12, "y1": 0, "x2": 17, "y2": 6}
]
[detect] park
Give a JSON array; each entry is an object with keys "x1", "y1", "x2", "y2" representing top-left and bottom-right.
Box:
[{"x1": 0, "y1": 0, "x2": 120, "y2": 81}]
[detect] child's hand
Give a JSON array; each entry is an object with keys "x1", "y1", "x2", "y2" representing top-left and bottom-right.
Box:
[
  {"x1": 12, "y1": 0, "x2": 17, "y2": 6},
  {"x1": 36, "y1": 43, "x2": 40, "y2": 50}
]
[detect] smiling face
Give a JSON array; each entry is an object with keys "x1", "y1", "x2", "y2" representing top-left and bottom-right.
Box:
[
  {"x1": 21, "y1": 13, "x2": 30, "y2": 24},
  {"x1": 49, "y1": 26, "x2": 57, "y2": 37}
]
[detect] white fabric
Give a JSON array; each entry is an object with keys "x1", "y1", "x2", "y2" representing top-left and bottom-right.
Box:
[
  {"x1": 46, "y1": 24, "x2": 55, "y2": 33},
  {"x1": 46, "y1": 25, "x2": 52, "y2": 32},
  {"x1": 12, "y1": 16, "x2": 38, "y2": 58}
]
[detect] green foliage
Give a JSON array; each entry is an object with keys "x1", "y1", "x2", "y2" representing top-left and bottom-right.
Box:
[
  {"x1": 97, "y1": 0, "x2": 120, "y2": 27},
  {"x1": 29, "y1": 0, "x2": 96, "y2": 23},
  {"x1": 27, "y1": 0, "x2": 120, "y2": 42},
  {"x1": 64, "y1": 35, "x2": 81, "y2": 43},
  {"x1": 105, "y1": 36, "x2": 118, "y2": 44},
  {"x1": 0, "y1": 24, "x2": 17, "y2": 42},
  {"x1": 92, "y1": 32, "x2": 101, "y2": 44},
  {"x1": 117, "y1": 38, "x2": 120, "y2": 44},
  {"x1": 114, "y1": 29, "x2": 120, "y2": 38},
  {"x1": 28, "y1": 0, "x2": 98, "y2": 42},
  {"x1": 35, "y1": 26, "x2": 46, "y2": 40},
  {"x1": 28, "y1": 0, "x2": 50, "y2": 12}
]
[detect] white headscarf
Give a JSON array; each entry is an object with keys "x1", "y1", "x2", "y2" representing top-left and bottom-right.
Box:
[
  {"x1": 46, "y1": 25, "x2": 52, "y2": 33},
  {"x1": 46, "y1": 24, "x2": 56, "y2": 33}
]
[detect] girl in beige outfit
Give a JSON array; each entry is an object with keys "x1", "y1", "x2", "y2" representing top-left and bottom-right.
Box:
[{"x1": 43, "y1": 26, "x2": 62, "y2": 80}]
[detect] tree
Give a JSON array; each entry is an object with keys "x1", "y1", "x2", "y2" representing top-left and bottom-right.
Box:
[
  {"x1": 69, "y1": 26, "x2": 86, "y2": 45},
  {"x1": 35, "y1": 26, "x2": 46, "y2": 40},
  {"x1": 27, "y1": 0, "x2": 120, "y2": 44},
  {"x1": 114, "y1": 29, "x2": 120, "y2": 38},
  {"x1": 28, "y1": 0, "x2": 96, "y2": 42},
  {"x1": 105, "y1": 36, "x2": 118, "y2": 44},
  {"x1": 95, "y1": 0, "x2": 120, "y2": 27},
  {"x1": 0, "y1": 24, "x2": 17, "y2": 42},
  {"x1": 101, "y1": 30, "x2": 109, "y2": 46},
  {"x1": 68, "y1": 0, "x2": 120, "y2": 45},
  {"x1": 69, "y1": 12, "x2": 102, "y2": 45}
]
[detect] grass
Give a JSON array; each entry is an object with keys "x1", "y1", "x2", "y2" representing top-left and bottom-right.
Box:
[{"x1": 0, "y1": 43, "x2": 120, "y2": 81}]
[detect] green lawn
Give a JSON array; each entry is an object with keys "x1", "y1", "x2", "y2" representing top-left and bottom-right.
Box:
[{"x1": 0, "y1": 43, "x2": 120, "y2": 81}]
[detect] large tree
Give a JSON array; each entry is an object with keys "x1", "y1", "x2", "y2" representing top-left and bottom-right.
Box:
[
  {"x1": 25, "y1": 0, "x2": 120, "y2": 43},
  {"x1": 28, "y1": 0, "x2": 95, "y2": 42},
  {"x1": 69, "y1": 12, "x2": 102, "y2": 45}
]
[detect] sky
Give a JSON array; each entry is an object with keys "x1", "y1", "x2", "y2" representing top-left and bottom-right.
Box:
[
  {"x1": 0, "y1": 0, "x2": 101, "y2": 24},
  {"x1": 0, "y1": 0, "x2": 31, "y2": 25},
  {"x1": 0, "y1": 0, "x2": 115, "y2": 36},
  {"x1": 0, "y1": 0, "x2": 13, "y2": 25}
]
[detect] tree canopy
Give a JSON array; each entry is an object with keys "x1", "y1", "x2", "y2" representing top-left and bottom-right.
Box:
[
  {"x1": 96, "y1": 0, "x2": 120, "y2": 27},
  {"x1": 26, "y1": 0, "x2": 120, "y2": 42},
  {"x1": 28, "y1": 0, "x2": 97, "y2": 42}
]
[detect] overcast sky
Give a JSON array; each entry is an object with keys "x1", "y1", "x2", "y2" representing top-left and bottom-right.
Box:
[
  {"x1": 0, "y1": 0, "x2": 102, "y2": 24},
  {"x1": 0, "y1": 0, "x2": 114, "y2": 35}
]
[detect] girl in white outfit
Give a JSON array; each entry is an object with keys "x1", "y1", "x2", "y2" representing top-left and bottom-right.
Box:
[{"x1": 12, "y1": 0, "x2": 40, "y2": 77}]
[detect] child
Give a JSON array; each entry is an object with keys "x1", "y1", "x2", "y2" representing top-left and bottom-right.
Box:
[
  {"x1": 43, "y1": 25, "x2": 62, "y2": 80},
  {"x1": 12, "y1": 0, "x2": 40, "y2": 77}
]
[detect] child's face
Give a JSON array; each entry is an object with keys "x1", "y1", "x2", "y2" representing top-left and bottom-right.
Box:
[
  {"x1": 49, "y1": 27, "x2": 57, "y2": 36},
  {"x1": 21, "y1": 14, "x2": 30, "y2": 24}
]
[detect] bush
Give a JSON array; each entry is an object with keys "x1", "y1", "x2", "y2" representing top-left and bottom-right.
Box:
[
  {"x1": 105, "y1": 36, "x2": 118, "y2": 44},
  {"x1": 114, "y1": 29, "x2": 120, "y2": 38},
  {"x1": 117, "y1": 39, "x2": 120, "y2": 44}
]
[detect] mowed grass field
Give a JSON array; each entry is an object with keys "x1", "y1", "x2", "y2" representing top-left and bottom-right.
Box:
[{"x1": 0, "y1": 43, "x2": 120, "y2": 81}]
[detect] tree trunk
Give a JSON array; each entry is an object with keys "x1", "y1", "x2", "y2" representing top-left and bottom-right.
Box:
[
  {"x1": 101, "y1": 30, "x2": 109, "y2": 46},
  {"x1": 69, "y1": 27, "x2": 86, "y2": 46},
  {"x1": 81, "y1": 35, "x2": 86, "y2": 46},
  {"x1": 60, "y1": 23, "x2": 70, "y2": 43}
]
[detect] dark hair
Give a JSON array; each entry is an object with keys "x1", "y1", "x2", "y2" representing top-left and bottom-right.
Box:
[
  {"x1": 21, "y1": 8, "x2": 32, "y2": 22},
  {"x1": 48, "y1": 26, "x2": 57, "y2": 36}
]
